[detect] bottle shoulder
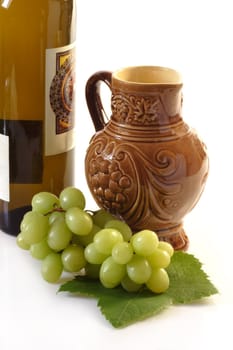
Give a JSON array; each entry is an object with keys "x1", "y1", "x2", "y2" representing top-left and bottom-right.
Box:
[{"x1": 0, "y1": 0, "x2": 75, "y2": 48}]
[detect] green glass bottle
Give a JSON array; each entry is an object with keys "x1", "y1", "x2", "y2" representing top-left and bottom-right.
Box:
[{"x1": 0, "y1": 0, "x2": 76, "y2": 235}]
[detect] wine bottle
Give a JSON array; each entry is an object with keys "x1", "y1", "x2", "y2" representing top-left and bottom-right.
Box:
[{"x1": 0, "y1": 0, "x2": 76, "y2": 235}]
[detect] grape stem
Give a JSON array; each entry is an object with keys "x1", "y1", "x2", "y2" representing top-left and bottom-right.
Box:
[
  {"x1": 45, "y1": 207, "x2": 66, "y2": 216},
  {"x1": 45, "y1": 208, "x2": 97, "y2": 217}
]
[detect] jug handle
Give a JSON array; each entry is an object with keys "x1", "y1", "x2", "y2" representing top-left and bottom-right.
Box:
[{"x1": 85, "y1": 71, "x2": 112, "y2": 132}]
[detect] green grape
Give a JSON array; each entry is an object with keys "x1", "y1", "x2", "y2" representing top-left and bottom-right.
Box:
[
  {"x1": 105, "y1": 219, "x2": 132, "y2": 241},
  {"x1": 121, "y1": 275, "x2": 142, "y2": 292},
  {"x1": 146, "y1": 268, "x2": 170, "y2": 294},
  {"x1": 147, "y1": 248, "x2": 171, "y2": 269},
  {"x1": 48, "y1": 211, "x2": 65, "y2": 226},
  {"x1": 158, "y1": 241, "x2": 174, "y2": 257},
  {"x1": 41, "y1": 252, "x2": 63, "y2": 283},
  {"x1": 31, "y1": 191, "x2": 59, "y2": 214},
  {"x1": 131, "y1": 230, "x2": 159, "y2": 256},
  {"x1": 61, "y1": 244, "x2": 86, "y2": 272},
  {"x1": 65, "y1": 207, "x2": 93, "y2": 236},
  {"x1": 20, "y1": 210, "x2": 37, "y2": 231},
  {"x1": 16, "y1": 233, "x2": 30, "y2": 250},
  {"x1": 59, "y1": 187, "x2": 86, "y2": 210},
  {"x1": 21, "y1": 211, "x2": 49, "y2": 245},
  {"x1": 20, "y1": 210, "x2": 43, "y2": 231},
  {"x1": 85, "y1": 263, "x2": 101, "y2": 279},
  {"x1": 100, "y1": 256, "x2": 126, "y2": 288},
  {"x1": 72, "y1": 224, "x2": 100, "y2": 247},
  {"x1": 84, "y1": 242, "x2": 109, "y2": 264},
  {"x1": 47, "y1": 219, "x2": 72, "y2": 251},
  {"x1": 94, "y1": 228, "x2": 123, "y2": 255},
  {"x1": 126, "y1": 255, "x2": 152, "y2": 284},
  {"x1": 92, "y1": 209, "x2": 116, "y2": 228},
  {"x1": 112, "y1": 242, "x2": 133, "y2": 264},
  {"x1": 30, "y1": 239, "x2": 53, "y2": 260}
]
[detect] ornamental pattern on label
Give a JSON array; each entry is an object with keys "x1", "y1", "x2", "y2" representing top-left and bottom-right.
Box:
[
  {"x1": 45, "y1": 43, "x2": 75, "y2": 156},
  {"x1": 50, "y1": 50, "x2": 75, "y2": 135}
]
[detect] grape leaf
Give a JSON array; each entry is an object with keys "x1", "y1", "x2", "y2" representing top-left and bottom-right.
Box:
[
  {"x1": 58, "y1": 252, "x2": 218, "y2": 328},
  {"x1": 59, "y1": 277, "x2": 106, "y2": 297},
  {"x1": 166, "y1": 251, "x2": 218, "y2": 303},
  {"x1": 59, "y1": 277, "x2": 172, "y2": 328},
  {"x1": 97, "y1": 290, "x2": 172, "y2": 328}
]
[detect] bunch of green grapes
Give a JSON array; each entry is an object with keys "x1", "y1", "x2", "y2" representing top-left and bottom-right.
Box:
[
  {"x1": 84, "y1": 224, "x2": 173, "y2": 294},
  {"x1": 16, "y1": 187, "x2": 174, "y2": 293},
  {"x1": 17, "y1": 187, "x2": 89, "y2": 283}
]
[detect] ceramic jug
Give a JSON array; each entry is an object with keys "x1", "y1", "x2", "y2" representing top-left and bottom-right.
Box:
[{"x1": 85, "y1": 66, "x2": 209, "y2": 250}]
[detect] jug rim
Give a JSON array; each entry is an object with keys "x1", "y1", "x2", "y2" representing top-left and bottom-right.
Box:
[{"x1": 112, "y1": 65, "x2": 182, "y2": 85}]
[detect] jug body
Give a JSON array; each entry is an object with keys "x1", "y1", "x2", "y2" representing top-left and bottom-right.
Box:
[{"x1": 85, "y1": 66, "x2": 209, "y2": 250}]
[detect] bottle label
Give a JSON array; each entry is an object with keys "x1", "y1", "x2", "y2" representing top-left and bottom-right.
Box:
[
  {"x1": 0, "y1": 134, "x2": 9, "y2": 202},
  {"x1": 0, "y1": 120, "x2": 43, "y2": 188},
  {"x1": 45, "y1": 43, "x2": 75, "y2": 156}
]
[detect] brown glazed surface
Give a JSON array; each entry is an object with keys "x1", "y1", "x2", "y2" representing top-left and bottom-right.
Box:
[{"x1": 85, "y1": 67, "x2": 209, "y2": 250}]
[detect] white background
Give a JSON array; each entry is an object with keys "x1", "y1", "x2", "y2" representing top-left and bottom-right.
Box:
[{"x1": 1, "y1": 0, "x2": 233, "y2": 349}]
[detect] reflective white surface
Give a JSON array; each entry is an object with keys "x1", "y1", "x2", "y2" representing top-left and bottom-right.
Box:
[{"x1": 1, "y1": 0, "x2": 233, "y2": 349}]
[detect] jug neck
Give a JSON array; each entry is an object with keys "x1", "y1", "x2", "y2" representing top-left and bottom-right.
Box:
[{"x1": 111, "y1": 84, "x2": 183, "y2": 127}]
